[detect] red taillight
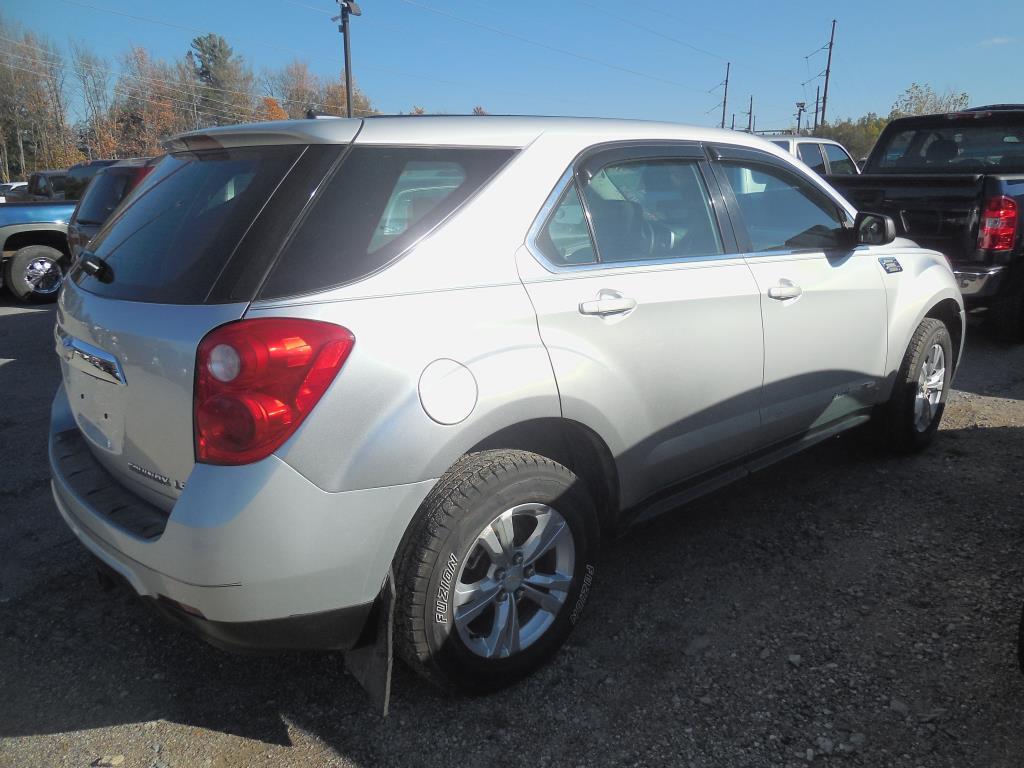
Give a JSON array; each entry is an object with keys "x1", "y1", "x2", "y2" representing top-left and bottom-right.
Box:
[
  {"x1": 977, "y1": 195, "x2": 1018, "y2": 252},
  {"x1": 194, "y1": 318, "x2": 355, "y2": 465}
]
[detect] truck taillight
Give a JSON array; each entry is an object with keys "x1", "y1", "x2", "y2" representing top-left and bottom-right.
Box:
[
  {"x1": 194, "y1": 318, "x2": 355, "y2": 465},
  {"x1": 977, "y1": 195, "x2": 1018, "y2": 252}
]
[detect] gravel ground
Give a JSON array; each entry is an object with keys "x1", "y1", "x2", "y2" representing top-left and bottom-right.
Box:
[{"x1": 1, "y1": 298, "x2": 1023, "y2": 768}]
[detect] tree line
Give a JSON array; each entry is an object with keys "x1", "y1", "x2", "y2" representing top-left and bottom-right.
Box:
[
  {"x1": 812, "y1": 83, "x2": 970, "y2": 160},
  {"x1": 0, "y1": 15, "x2": 374, "y2": 181}
]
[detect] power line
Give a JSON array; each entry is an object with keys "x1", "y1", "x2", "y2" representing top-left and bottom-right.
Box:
[
  {"x1": 570, "y1": 0, "x2": 725, "y2": 61},
  {"x1": 51, "y1": 0, "x2": 591, "y2": 111},
  {"x1": 396, "y1": 0, "x2": 707, "y2": 92}
]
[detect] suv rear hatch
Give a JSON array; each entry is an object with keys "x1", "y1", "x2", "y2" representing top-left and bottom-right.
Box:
[
  {"x1": 57, "y1": 136, "x2": 349, "y2": 510},
  {"x1": 56, "y1": 120, "x2": 518, "y2": 514}
]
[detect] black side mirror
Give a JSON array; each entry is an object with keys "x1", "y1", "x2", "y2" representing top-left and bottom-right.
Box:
[{"x1": 854, "y1": 211, "x2": 896, "y2": 246}]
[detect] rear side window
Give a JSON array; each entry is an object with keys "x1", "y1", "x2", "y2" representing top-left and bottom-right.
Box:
[
  {"x1": 75, "y1": 145, "x2": 303, "y2": 304},
  {"x1": 259, "y1": 146, "x2": 515, "y2": 299},
  {"x1": 823, "y1": 143, "x2": 857, "y2": 175},
  {"x1": 581, "y1": 159, "x2": 723, "y2": 263},
  {"x1": 536, "y1": 185, "x2": 595, "y2": 266},
  {"x1": 75, "y1": 172, "x2": 132, "y2": 225},
  {"x1": 796, "y1": 143, "x2": 827, "y2": 174}
]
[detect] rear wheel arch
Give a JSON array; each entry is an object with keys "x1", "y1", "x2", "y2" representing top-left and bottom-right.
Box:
[
  {"x1": 925, "y1": 298, "x2": 963, "y2": 371},
  {"x1": 1, "y1": 226, "x2": 71, "y2": 258},
  {"x1": 466, "y1": 417, "x2": 621, "y2": 535}
]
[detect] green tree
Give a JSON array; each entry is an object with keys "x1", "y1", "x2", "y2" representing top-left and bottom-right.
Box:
[
  {"x1": 814, "y1": 113, "x2": 890, "y2": 161},
  {"x1": 188, "y1": 33, "x2": 255, "y2": 125},
  {"x1": 890, "y1": 82, "x2": 969, "y2": 118}
]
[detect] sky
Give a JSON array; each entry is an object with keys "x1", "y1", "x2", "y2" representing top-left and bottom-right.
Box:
[{"x1": 5, "y1": 0, "x2": 1023, "y2": 130}]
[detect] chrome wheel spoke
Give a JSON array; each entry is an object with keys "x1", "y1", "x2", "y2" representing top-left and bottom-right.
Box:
[
  {"x1": 524, "y1": 570, "x2": 572, "y2": 593},
  {"x1": 454, "y1": 578, "x2": 501, "y2": 624},
  {"x1": 924, "y1": 368, "x2": 945, "y2": 391},
  {"x1": 477, "y1": 526, "x2": 510, "y2": 568},
  {"x1": 491, "y1": 511, "x2": 517, "y2": 556},
  {"x1": 521, "y1": 509, "x2": 569, "y2": 566},
  {"x1": 521, "y1": 583, "x2": 564, "y2": 615},
  {"x1": 483, "y1": 595, "x2": 520, "y2": 658}
]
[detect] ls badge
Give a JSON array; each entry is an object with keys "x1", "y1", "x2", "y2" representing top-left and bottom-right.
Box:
[{"x1": 878, "y1": 256, "x2": 903, "y2": 274}]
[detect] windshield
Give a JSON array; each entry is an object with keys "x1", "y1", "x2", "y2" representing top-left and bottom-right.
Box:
[{"x1": 870, "y1": 116, "x2": 1024, "y2": 173}]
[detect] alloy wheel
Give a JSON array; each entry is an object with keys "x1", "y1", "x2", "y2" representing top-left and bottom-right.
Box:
[
  {"x1": 913, "y1": 343, "x2": 945, "y2": 432},
  {"x1": 453, "y1": 503, "x2": 575, "y2": 659}
]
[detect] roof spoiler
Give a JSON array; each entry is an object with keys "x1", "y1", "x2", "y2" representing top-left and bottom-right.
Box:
[{"x1": 163, "y1": 118, "x2": 361, "y2": 152}]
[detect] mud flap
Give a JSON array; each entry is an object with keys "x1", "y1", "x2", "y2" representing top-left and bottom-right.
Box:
[{"x1": 345, "y1": 569, "x2": 395, "y2": 716}]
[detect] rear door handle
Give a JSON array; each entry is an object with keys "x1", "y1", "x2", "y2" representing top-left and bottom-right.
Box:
[
  {"x1": 767, "y1": 282, "x2": 802, "y2": 301},
  {"x1": 579, "y1": 297, "x2": 637, "y2": 316}
]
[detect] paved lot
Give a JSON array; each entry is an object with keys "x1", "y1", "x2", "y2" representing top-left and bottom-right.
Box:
[{"x1": 1, "y1": 297, "x2": 1023, "y2": 768}]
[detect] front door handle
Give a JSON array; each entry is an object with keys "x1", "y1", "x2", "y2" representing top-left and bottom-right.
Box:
[
  {"x1": 767, "y1": 281, "x2": 802, "y2": 301},
  {"x1": 579, "y1": 296, "x2": 637, "y2": 317}
]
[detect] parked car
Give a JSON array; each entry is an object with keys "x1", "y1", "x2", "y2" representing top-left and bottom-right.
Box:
[
  {"x1": 22, "y1": 169, "x2": 68, "y2": 201},
  {"x1": 0, "y1": 198, "x2": 77, "y2": 301},
  {"x1": 829, "y1": 106, "x2": 1024, "y2": 340},
  {"x1": 768, "y1": 135, "x2": 859, "y2": 176},
  {"x1": 0, "y1": 160, "x2": 127, "y2": 301},
  {"x1": 67, "y1": 157, "x2": 158, "y2": 259},
  {"x1": 62, "y1": 158, "x2": 122, "y2": 202},
  {"x1": 50, "y1": 116, "x2": 963, "y2": 695},
  {"x1": 0, "y1": 181, "x2": 27, "y2": 203}
]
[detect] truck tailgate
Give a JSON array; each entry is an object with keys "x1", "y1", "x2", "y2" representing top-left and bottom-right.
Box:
[{"x1": 829, "y1": 173, "x2": 984, "y2": 261}]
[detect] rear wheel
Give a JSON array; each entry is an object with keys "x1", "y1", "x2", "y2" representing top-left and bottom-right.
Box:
[
  {"x1": 879, "y1": 317, "x2": 952, "y2": 452},
  {"x1": 4, "y1": 245, "x2": 66, "y2": 303},
  {"x1": 395, "y1": 450, "x2": 600, "y2": 693}
]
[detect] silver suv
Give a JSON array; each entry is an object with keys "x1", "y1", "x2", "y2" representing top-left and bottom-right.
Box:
[{"x1": 50, "y1": 116, "x2": 964, "y2": 693}]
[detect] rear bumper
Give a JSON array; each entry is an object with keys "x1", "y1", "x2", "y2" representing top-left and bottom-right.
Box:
[
  {"x1": 49, "y1": 385, "x2": 436, "y2": 650},
  {"x1": 954, "y1": 265, "x2": 1006, "y2": 299}
]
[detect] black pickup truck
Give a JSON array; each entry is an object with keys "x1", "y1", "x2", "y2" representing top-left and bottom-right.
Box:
[{"x1": 829, "y1": 106, "x2": 1024, "y2": 340}]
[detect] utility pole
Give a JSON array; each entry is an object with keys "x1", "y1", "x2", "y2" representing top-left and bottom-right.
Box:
[
  {"x1": 334, "y1": 0, "x2": 363, "y2": 118},
  {"x1": 720, "y1": 62, "x2": 730, "y2": 129},
  {"x1": 730, "y1": 114, "x2": 735, "y2": 130},
  {"x1": 745, "y1": 95, "x2": 753, "y2": 133},
  {"x1": 820, "y1": 19, "x2": 836, "y2": 126},
  {"x1": 813, "y1": 85, "x2": 821, "y2": 131},
  {"x1": 795, "y1": 102, "x2": 806, "y2": 133}
]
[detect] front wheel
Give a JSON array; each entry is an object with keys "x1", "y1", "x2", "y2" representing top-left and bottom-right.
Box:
[
  {"x1": 395, "y1": 450, "x2": 600, "y2": 693},
  {"x1": 4, "y1": 245, "x2": 66, "y2": 302},
  {"x1": 879, "y1": 317, "x2": 953, "y2": 452}
]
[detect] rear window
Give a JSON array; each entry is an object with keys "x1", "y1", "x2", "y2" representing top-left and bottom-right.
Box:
[
  {"x1": 871, "y1": 117, "x2": 1024, "y2": 173},
  {"x1": 74, "y1": 145, "x2": 304, "y2": 304},
  {"x1": 258, "y1": 146, "x2": 515, "y2": 299},
  {"x1": 64, "y1": 166, "x2": 104, "y2": 201},
  {"x1": 74, "y1": 171, "x2": 132, "y2": 225}
]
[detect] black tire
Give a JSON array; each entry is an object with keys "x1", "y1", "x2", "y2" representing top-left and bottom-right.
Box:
[
  {"x1": 989, "y1": 280, "x2": 1024, "y2": 343},
  {"x1": 4, "y1": 245, "x2": 66, "y2": 303},
  {"x1": 395, "y1": 449, "x2": 600, "y2": 694},
  {"x1": 880, "y1": 317, "x2": 953, "y2": 452}
]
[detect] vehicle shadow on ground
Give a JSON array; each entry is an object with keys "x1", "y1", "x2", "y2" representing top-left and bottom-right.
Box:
[
  {"x1": 3, "y1": 421, "x2": 1023, "y2": 766},
  {"x1": 950, "y1": 316, "x2": 1024, "y2": 400}
]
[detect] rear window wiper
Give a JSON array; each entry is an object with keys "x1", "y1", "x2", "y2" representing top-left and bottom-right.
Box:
[{"x1": 77, "y1": 251, "x2": 114, "y2": 283}]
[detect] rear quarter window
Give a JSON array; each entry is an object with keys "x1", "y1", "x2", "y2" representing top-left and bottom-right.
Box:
[{"x1": 258, "y1": 146, "x2": 515, "y2": 299}]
